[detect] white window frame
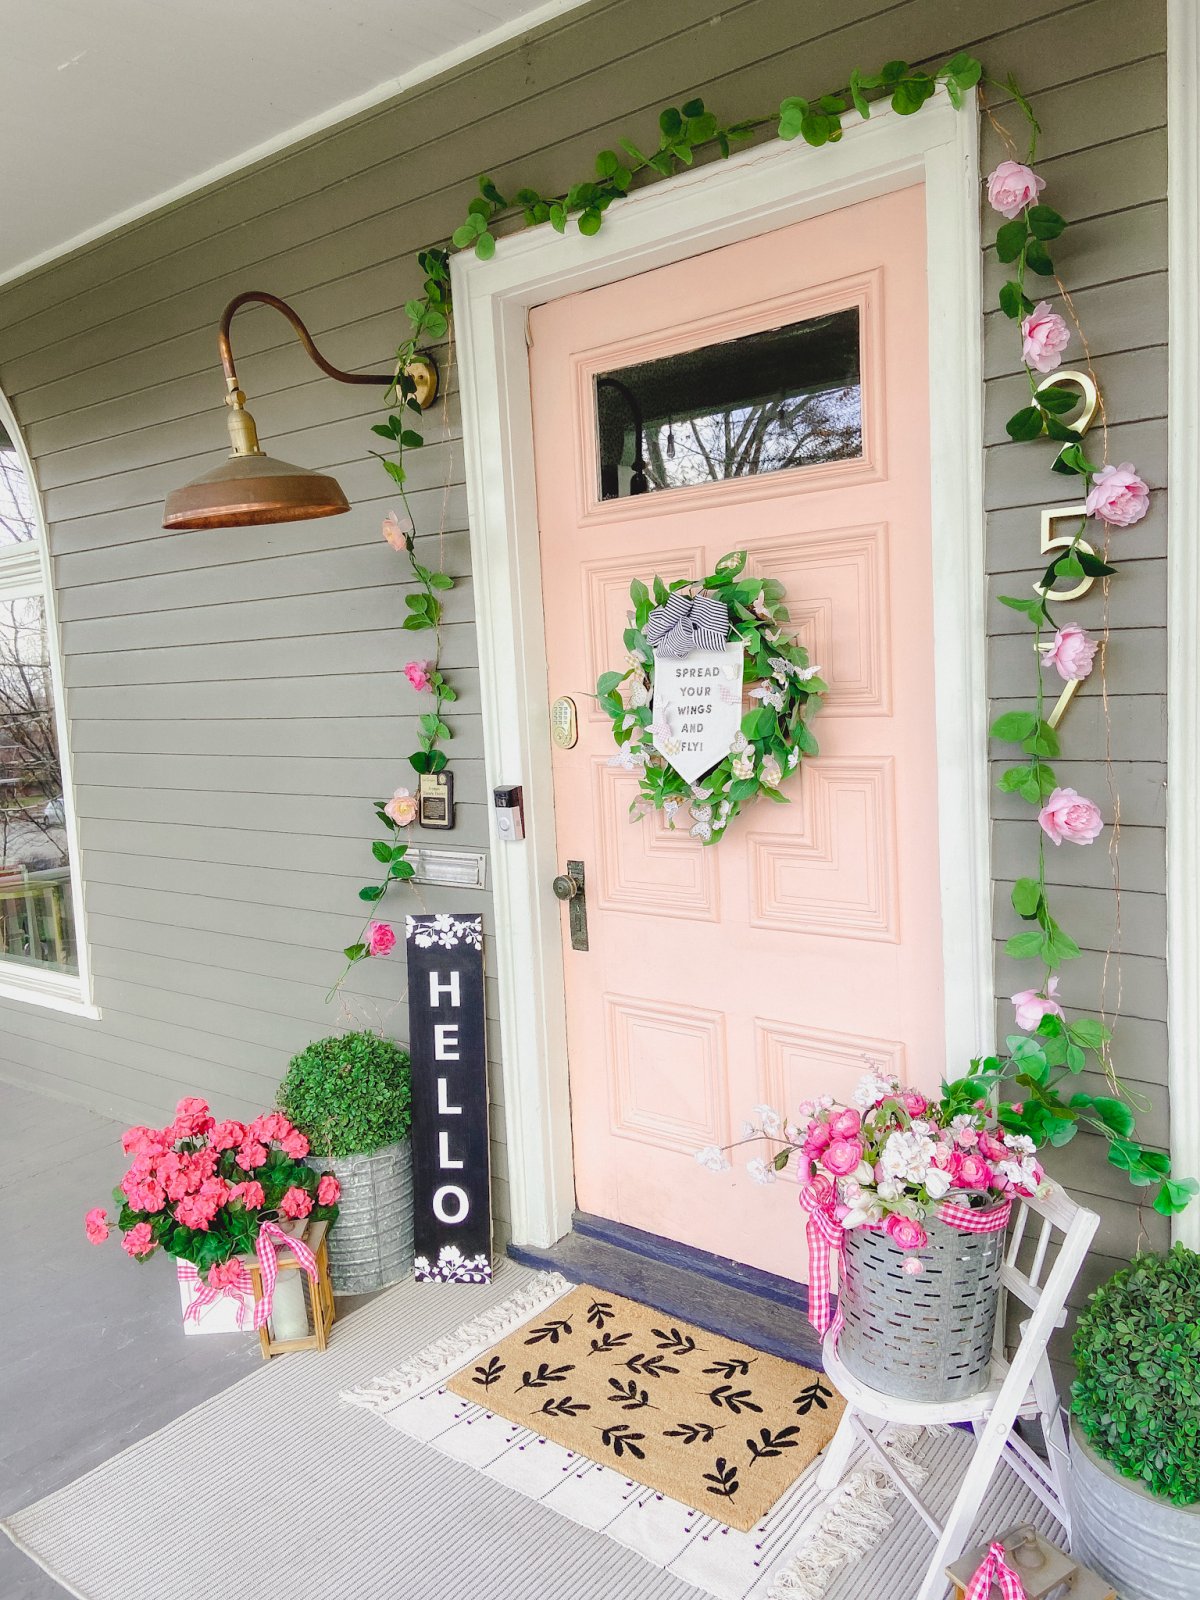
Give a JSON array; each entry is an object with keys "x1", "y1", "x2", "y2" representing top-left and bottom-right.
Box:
[
  {"x1": 453, "y1": 90, "x2": 987, "y2": 1248},
  {"x1": 0, "y1": 387, "x2": 98, "y2": 1018}
]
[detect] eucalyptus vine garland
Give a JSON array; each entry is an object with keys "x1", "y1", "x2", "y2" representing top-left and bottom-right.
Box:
[
  {"x1": 599, "y1": 553, "x2": 824, "y2": 844},
  {"x1": 334, "y1": 41, "x2": 1198, "y2": 1218}
]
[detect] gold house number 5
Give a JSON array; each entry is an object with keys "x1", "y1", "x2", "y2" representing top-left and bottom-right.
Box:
[{"x1": 1031, "y1": 371, "x2": 1101, "y2": 729}]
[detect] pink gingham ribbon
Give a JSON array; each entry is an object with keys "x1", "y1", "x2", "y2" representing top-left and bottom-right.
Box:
[
  {"x1": 964, "y1": 1541, "x2": 1028, "y2": 1600},
  {"x1": 178, "y1": 1259, "x2": 255, "y2": 1329},
  {"x1": 252, "y1": 1219, "x2": 318, "y2": 1331},
  {"x1": 801, "y1": 1187, "x2": 1013, "y2": 1336},
  {"x1": 800, "y1": 1178, "x2": 845, "y2": 1336}
]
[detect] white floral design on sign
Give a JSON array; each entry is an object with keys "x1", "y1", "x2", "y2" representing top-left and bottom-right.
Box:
[
  {"x1": 415, "y1": 1244, "x2": 493, "y2": 1283},
  {"x1": 405, "y1": 913, "x2": 483, "y2": 950}
]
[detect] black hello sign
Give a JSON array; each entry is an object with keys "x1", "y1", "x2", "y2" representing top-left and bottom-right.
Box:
[{"x1": 405, "y1": 913, "x2": 492, "y2": 1282}]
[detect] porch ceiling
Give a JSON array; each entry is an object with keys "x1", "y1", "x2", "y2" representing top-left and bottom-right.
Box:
[{"x1": 0, "y1": 0, "x2": 585, "y2": 288}]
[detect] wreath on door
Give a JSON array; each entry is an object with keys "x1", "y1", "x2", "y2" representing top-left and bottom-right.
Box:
[{"x1": 597, "y1": 550, "x2": 826, "y2": 843}]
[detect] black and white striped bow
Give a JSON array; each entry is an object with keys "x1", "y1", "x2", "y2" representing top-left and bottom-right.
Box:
[{"x1": 642, "y1": 590, "x2": 731, "y2": 656}]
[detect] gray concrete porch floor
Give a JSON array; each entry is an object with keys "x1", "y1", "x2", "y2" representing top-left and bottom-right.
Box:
[{"x1": 0, "y1": 1081, "x2": 272, "y2": 1598}]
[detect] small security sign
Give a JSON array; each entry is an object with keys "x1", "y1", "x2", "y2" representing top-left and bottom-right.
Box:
[{"x1": 405, "y1": 913, "x2": 492, "y2": 1282}]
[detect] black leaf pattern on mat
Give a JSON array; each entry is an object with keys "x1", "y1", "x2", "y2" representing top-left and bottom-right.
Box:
[
  {"x1": 606, "y1": 1377, "x2": 654, "y2": 1411},
  {"x1": 539, "y1": 1395, "x2": 590, "y2": 1418},
  {"x1": 623, "y1": 1351, "x2": 679, "y2": 1378},
  {"x1": 518, "y1": 1361, "x2": 574, "y2": 1390},
  {"x1": 707, "y1": 1384, "x2": 763, "y2": 1415},
  {"x1": 596, "y1": 1423, "x2": 646, "y2": 1461},
  {"x1": 703, "y1": 1355, "x2": 756, "y2": 1379},
  {"x1": 586, "y1": 1299, "x2": 616, "y2": 1329},
  {"x1": 471, "y1": 1356, "x2": 505, "y2": 1389},
  {"x1": 793, "y1": 1378, "x2": 833, "y2": 1416},
  {"x1": 523, "y1": 1319, "x2": 573, "y2": 1346},
  {"x1": 587, "y1": 1330, "x2": 632, "y2": 1356},
  {"x1": 662, "y1": 1420, "x2": 722, "y2": 1445},
  {"x1": 746, "y1": 1425, "x2": 802, "y2": 1464},
  {"x1": 703, "y1": 1457, "x2": 741, "y2": 1499},
  {"x1": 651, "y1": 1326, "x2": 699, "y2": 1357}
]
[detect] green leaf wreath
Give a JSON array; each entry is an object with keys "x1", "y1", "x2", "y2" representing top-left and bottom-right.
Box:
[{"x1": 597, "y1": 550, "x2": 826, "y2": 844}]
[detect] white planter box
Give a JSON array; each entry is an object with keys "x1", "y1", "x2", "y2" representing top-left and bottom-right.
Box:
[{"x1": 176, "y1": 1264, "x2": 251, "y2": 1336}]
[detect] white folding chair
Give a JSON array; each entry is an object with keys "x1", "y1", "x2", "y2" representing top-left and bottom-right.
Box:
[{"x1": 814, "y1": 1177, "x2": 1100, "y2": 1600}]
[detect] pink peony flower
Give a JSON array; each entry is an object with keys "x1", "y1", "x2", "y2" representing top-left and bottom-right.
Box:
[
  {"x1": 383, "y1": 787, "x2": 418, "y2": 827},
  {"x1": 1012, "y1": 974, "x2": 1064, "y2": 1033},
  {"x1": 280, "y1": 1185, "x2": 314, "y2": 1220},
  {"x1": 822, "y1": 1138, "x2": 865, "y2": 1177},
  {"x1": 317, "y1": 1174, "x2": 341, "y2": 1206},
  {"x1": 172, "y1": 1096, "x2": 213, "y2": 1139},
  {"x1": 804, "y1": 1122, "x2": 832, "y2": 1156},
  {"x1": 84, "y1": 1207, "x2": 110, "y2": 1245},
  {"x1": 281, "y1": 1128, "x2": 310, "y2": 1160},
  {"x1": 956, "y1": 1153, "x2": 995, "y2": 1190},
  {"x1": 899, "y1": 1090, "x2": 928, "y2": 1117},
  {"x1": 122, "y1": 1222, "x2": 157, "y2": 1258},
  {"x1": 978, "y1": 1131, "x2": 1009, "y2": 1163},
  {"x1": 1043, "y1": 623, "x2": 1098, "y2": 683},
  {"x1": 404, "y1": 660, "x2": 433, "y2": 693},
  {"x1": 986, "y1": 160, "x2": 1046, "y2": 219},
  {"x1": 210, "y1": 1119, "x2": 247, "y2": 1153},
  {"x1": 367, "y1": 921, "x2": 396, "y2": 958},
  {"x1": 207, "y1": 1259, "x2": 244, "y2": 1290},
  {"x1": 1039, "y1": 786, "x2": 1103, "y2": 847},
  {"x1": 902, "y1": 1256, "x2": 925, "y2": 1276},
  {"x1": 829, "y1": 1109, "x2": 862, "y2": 1140},
  {"x1": 382, "y1": 512, "x2": 412, "y2": 552},
  {"x1": 1020, "y1": 301, "x2": 1070, "y2": 374},
  {"x1": 230, "y1": 1180, "x2": 265, "y2": 1209},
  {"x1": 1085, "y1": 462, "x2": 1150, "y2": 528},
  {"x1": 235, "y1": 1140, "x2": 269, "y2": 1172},
  {"x1": 885, "y1": 1213, "x2": 929, "y2": 1251}
]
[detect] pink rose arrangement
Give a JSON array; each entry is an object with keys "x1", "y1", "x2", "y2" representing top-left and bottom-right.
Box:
[
  {"x1": 85, "y1": 1096, "x2": 340, "y2": 1282},
  {"x1": 1020, "y1": 301, "x2": 1070, "y2": 374},
  {"x1": 1085, "y1": 462, "x2": 1150, "y2": 528},
  {"x1": 1038, "y1": 785, "x2": 1103, "y2": 847},
  {"x1": 1042, "y1": 624, "x2": 1097, "y2": 683},
  {"x1": 986, "y1": 159, "x2": 1046, "y2": 219}
]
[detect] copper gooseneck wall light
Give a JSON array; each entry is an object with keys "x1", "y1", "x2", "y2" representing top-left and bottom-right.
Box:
[{"x1": 162, "y1": 291, "x2": 438, "y2": 530}]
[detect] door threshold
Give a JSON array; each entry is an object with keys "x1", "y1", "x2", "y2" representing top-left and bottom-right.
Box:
[{"x1": 507, "y1": 1211, "x2": 824, "y2": 1369}]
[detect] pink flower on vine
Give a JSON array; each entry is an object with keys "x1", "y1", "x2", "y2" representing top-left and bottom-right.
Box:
[
  {"x1": 367, "y1": 921, "x2": 396, "y2": 957},
  {"x1": 404, "y1": 660, "x2": 432, "y2": 693},
  {"x1": 382, "y1": 512, "x2": 412, "y2": 552},
  {"x1": 1011, "y1": 976, "x2": 1063, "y2": 1034},
  {"x1": 986, "y1": 159, "x2": 1045, "y2": 219},
  {"x1": 1020, "y1": 301, "x2": 1070, "y2": 374},
  {"x1": 1039, "y1": 786, "x2": 1103, "y2": 847},
  {"x1": 1043, "y1": 623, "x2": 1097, "y2": 682},
  {"x1": 1085, "y1": 463, "x2": 1150, "y2": 528},
  {"x1": 384, "y1": 788, "x2": 418, "y2": 827}
]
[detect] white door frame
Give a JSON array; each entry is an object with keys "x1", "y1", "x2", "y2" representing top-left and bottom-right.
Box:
[{"x1": 454, "y1": 91, "x2": 988, "y2": 1249}]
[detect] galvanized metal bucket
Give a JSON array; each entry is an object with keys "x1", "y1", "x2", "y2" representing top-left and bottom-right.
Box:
[
  {"x1": 1068, "y1": 1418, "x2": 1200, "y2": 1600},
  {"x1": 309, "y1": 1139, "x2": 414, "y2": 1295},
  {"x1": 836, "y1": 1206, "x2": 1005, "y2": 1400}
]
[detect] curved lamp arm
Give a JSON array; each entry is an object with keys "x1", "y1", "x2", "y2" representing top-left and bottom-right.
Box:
[{"x1": 217, "y1": 290, "x2": 438, "y2": 455}]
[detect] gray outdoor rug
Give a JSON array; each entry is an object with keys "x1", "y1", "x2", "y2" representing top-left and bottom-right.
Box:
[{"x1": 4, "y1": 1261, "x2": 1053, "y2": 1600}]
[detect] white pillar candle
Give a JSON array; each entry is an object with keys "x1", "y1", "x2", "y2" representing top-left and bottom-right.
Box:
[{"x1": 267, "y1": 1268, "x2": 310, "y2": 1342}]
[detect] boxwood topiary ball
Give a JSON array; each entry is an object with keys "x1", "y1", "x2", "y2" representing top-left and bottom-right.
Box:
[
  {"x1": 1071, "y1": 1242, "x2": 1200, "y2": 1505},
  {"x1": 278, "y1": 1032, "x2": 411, "y2": 1159}
]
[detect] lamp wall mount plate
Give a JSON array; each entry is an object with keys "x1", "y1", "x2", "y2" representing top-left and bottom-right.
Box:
[{"x1": 162, "y1": 289, "x2": 438, "y2": 530}]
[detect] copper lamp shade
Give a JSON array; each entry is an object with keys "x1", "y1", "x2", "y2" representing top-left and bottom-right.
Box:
[{"x1": 162, "y1": 290, "x2": 437, "y2": 531}]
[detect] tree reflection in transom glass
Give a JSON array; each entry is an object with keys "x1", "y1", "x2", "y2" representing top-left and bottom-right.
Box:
[{"x1": 595, "y1": 307, "x2": 862, "y2": 500}]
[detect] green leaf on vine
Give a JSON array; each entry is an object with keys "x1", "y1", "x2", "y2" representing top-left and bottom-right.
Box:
[
  {"x1": 371, "y1": 840, "x2": 393, "y2": 864},
  {"x1": 1037, "y1": 385, "x2": 1079, "y2": 415},
  {"x1": 344, "y1": 943, "x2": 367, "y2": 961},
  {"x1": 1025, "y1": 239, "x2": 1055, "y2": 275},
  {"x1": 848, "y1": 68, "x2": 871, "y2": 119},
  {"x1": 359, "y1": 885, "x2": 385, "y2": 902},
  {"x1": 1091, "y1": 1096, "x2": 1136, "y2": 1138},
  {"x1": 1011, "y1": 877, "x2": 1042, "y2": 918},
  {"x1": 1155, "y1": 1176, "x2": 1200, "y2": 1215},
  {"x1": 995, "y1": 219, "x2": 1028, "y2": 264},
  {"x1": 891, "y1": 75, "x2": 934, "y2": 115},
  {"x1": 1027, "y1": 204, "x2": 1066, "y2": 241},
  {"x1": 475, "y1": 231, "x2": 496, "y2": 260},
  {"x1": 777, "y1": 96, "x2": 808, "y2": 140},
  {"x1": 991, "y1": 710, "x2": 1038, "y2": 742},
  {"x1": 1006, "y1": 930, "x2": 1044, "y2": 959},
  {"x1": 1075, "y1": 549, "x2": 1118, "y2": 578},
  {"x1": 1068, "y1": 1017, "x2": 1111, "y2": 1050},
  {"x1": 1006, "y1": 406, "x2": 1044, "y2": 442},
  {"x1": 998, "y1": 280, "x2": 1032, "y2": 320}
]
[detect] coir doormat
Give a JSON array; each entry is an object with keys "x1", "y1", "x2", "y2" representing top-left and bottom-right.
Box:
[{"x1": 443, "y1": 1282, "x2": 844, "y2": 1532}]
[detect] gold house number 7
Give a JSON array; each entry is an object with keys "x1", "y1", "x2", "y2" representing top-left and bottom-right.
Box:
[{"x1": 1031, "y1": 371, "x2": 1100, "y2": 730}]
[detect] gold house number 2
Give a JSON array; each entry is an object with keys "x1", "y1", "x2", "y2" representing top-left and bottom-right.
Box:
[{"x1": 1031, "y1": 370, "x2": 1100, "y2": 730}]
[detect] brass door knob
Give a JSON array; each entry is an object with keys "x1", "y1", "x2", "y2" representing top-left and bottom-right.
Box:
[{"x1": 552, "y1": 874, "x2": 578, "y2": 901}]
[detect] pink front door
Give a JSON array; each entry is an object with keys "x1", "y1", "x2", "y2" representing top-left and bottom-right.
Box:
[{"x1": 528, "y1": 185, "x2": 943, "y2": 1283}]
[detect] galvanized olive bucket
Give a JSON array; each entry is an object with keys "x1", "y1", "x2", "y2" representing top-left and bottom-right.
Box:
[
  {"x1": 837, "y1": 1206, "x2": 1006, "y2": 1401},
  {"x1": 1067, "y1": 1419, "x2": 1200, "y2": 1600},
  {"x1": 309, "y1": 1139, "x2": 414, "y2": 1295}
]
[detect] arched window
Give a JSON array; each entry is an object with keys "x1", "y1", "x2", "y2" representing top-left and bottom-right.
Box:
[{"x1": 0, "y1": 400, "x2": 93, "y2": 1014}]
